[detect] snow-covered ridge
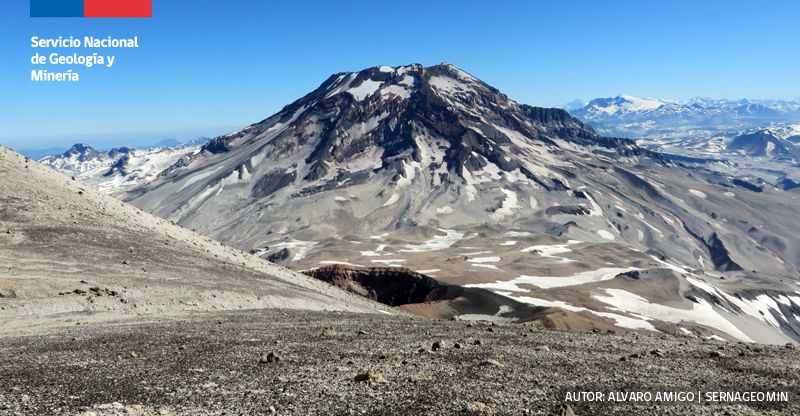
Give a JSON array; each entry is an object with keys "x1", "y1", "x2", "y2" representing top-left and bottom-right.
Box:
[
  {"x1": 569, "y1": 95, "x2": 800, "y2": 141},
  {"x1": 575, "y1": 95, "x2": 800, "y2": 118},
  {"x1": 39, "y1": 139, "x2": 209, "y2": 195}
]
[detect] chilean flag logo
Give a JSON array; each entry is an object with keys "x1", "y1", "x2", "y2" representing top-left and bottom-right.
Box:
[{"x1": 31, "y1": 0, "x2": 152, "y2": 18}]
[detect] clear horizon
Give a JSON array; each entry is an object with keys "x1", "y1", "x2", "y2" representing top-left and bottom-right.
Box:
[{"x1": 2, "y1": 0, "x2": 799, "y2": 150}]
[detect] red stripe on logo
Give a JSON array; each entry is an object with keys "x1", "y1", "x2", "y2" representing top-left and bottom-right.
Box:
[{"x1": 84, "y1": 0, "x2": 151, "y2": 17}]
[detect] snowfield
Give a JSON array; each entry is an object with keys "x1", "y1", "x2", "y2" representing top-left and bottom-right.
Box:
[{"x1": 593, "y1": 288, "x2": 752, "y2": 342}]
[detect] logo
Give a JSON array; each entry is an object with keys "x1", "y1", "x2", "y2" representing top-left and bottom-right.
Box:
[{"x1": 31, "y1": 0, "x2": 152, "y2": 18}]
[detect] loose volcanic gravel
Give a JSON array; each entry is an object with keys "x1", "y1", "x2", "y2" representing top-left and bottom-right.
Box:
[{"x1": 0, "y1": 309, "x2": 797, "y2": 415}]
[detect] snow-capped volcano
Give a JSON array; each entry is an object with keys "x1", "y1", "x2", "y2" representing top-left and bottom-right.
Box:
[
  {"x1": 124, "y1": 63, "x2": 800, "y2": 343},
  {"x1": 128, "y1": 63, "x2": 653, "y2": 243}
]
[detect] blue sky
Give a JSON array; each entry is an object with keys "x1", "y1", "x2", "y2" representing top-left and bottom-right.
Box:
[{"x1": 1, "y1": 0, "x2": 798, "y2": 151}]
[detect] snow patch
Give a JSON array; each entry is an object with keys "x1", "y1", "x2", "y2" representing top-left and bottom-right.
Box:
[
  {"x1": 467, "y1": 267, "x2": 638, "y2": 291},
  {"x1": 457, "y1": 305, "x2": 519, "y2": 323},
  {"x1": 436, "y1": 206, "x2": 454, "y2": 216},
  {"x1": 490, "y1": 189, "x2": 519, "y2": 220},
  {"x1": 383, "y1": 193, "x2": 400, "y2": 207},
  {"x1": 597, "y1": 230, "x2": 616, "y2": 240},
  {"x1": 468, "y1": 256, "x2": 501, "y2": 263},
  {"x1": 499, "y1": 294, "x2": 655, "y2": 330},
  {"x1": 401, "y1": 229, "x2": 464, "y2": 253},
  {"x1": 370, "y1": 259, "x2": 406, "y2": 267},
  {"x1": 593, "y1": 288, "x2": 752, "y2": 342},
  {"x1": 267, "y1": 240, "x2": 317, "y2": 261},
  {"x1": 520, "y1": 242, "x2": 577, "y2": 258},
  {"x1": 689, "y1": 189, "x2": 707, "y2": 199},
  {"x1": 319, "y1": 260, "x2": 364, "y2": 267},
  {"x1": 348, "y1": 79, "x2": 383, "y2": 101}
]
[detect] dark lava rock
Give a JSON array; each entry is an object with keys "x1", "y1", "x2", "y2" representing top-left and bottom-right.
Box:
[
  {"x1": 617, "y1": 270, "x2": 641, "y2": 280},
  {"x1": 260, "y1": 352, "x2": 281, "y2": 364},
  {"x1": 267, "y1": 248, "x2": 291, "y2": 263}
]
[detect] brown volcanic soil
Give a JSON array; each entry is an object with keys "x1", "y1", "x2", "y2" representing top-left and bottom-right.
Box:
[{"x1": 0, "y1": 309, "x2": 797, "y2": 416}]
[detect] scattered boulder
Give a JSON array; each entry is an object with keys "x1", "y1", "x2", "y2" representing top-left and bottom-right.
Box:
[
  {"x1": 551, "y1": 403, "x2": 577, "y2": 416},
  {"x1": 354, "y1": 369, "x2": 385, "y2": 383},
  {"x1": 432, "y1": 340, "x2": 448, "y2": 351},
  {"x1": 260, "y1": 352, "x2": 281, "y2": 364}
]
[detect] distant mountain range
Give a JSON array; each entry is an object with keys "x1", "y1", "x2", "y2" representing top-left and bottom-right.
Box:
[
  {"x1": 567, "y1": 96, "x2": 800, "y2": 188},
  {"x1": 38, "y1": 138, "x2": 209, "y2": 195},
  {"x1": 568, "y1": 95, "x2": 800, "y2": 140}
]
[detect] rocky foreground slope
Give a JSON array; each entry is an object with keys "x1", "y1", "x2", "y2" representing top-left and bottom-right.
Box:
[{"x1": 0, "y1": 309, "x2": 797, "y2": 415}]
